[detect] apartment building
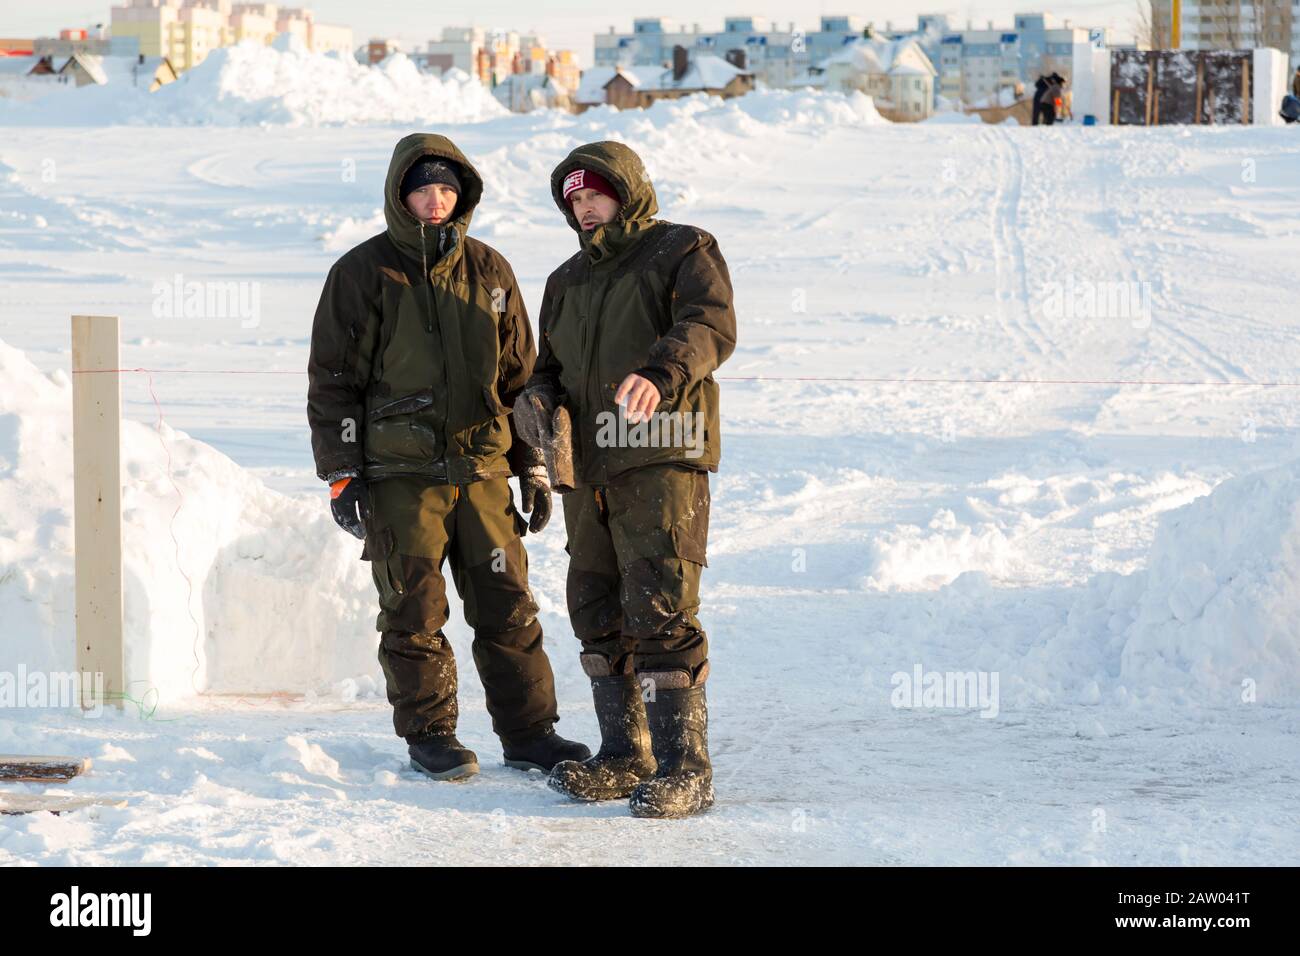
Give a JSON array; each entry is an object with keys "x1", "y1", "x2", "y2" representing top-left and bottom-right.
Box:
[
  {"x1": 936, "y1": 13, "x2": 1109, "y2": 105},
  {"x1": 417, "y1": 27, "x2": 579, "y2": 93},
  {"x1": 592, "y1": 16, "x2": 874, "y2": 88},
  {"x1": 1161, "y1": 1, "x2": 1300, "y2": 66},
  {"x1": 108, "y1": 1, "x2": 352, "y2": 71}
]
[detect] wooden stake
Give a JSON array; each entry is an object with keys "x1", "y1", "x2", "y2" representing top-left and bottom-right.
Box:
[
  {"x1": 1194, "y1": 59, "x2": 1203, "y2": 124},
  {"x1": 1241, "y1": 57, "x2": 1250, "y2": 124},
  {"x1": 72, "y1": 315, "x2": 124, "y2": 711},
  {"x1": 1145, "y1": 58, "x2": 1155, "y2": 126}
]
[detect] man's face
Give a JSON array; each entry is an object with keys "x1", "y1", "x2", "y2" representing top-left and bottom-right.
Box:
[
  {"x1": 404, "y1": 184, "x2": 458, "y2": 225},
  {"x1": 570, "y1": 188, "x2": 621, "y2": 231}
]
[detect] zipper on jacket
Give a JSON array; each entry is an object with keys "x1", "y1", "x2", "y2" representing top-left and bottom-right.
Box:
[
  {"x1": 419, "y1": 223, "x2": 433, "y2": 334},
  {"x1": 419, "y1": 221, "x2": 451, "y2": 469},
  {"x1": 581, "y1": 257, "x2": 606, "y2": 484}
]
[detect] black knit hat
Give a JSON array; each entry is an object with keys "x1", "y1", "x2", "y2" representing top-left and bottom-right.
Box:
[{"x1": 401, "y1": 157, "x2": 462, "y2": 200}]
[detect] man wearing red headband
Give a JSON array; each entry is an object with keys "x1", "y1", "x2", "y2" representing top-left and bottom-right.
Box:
[{"x1": 514, "y1": 141, "x2": 737, "y2": 818}]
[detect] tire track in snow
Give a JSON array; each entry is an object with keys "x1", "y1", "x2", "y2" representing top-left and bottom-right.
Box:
[{"x1": 985, "y1": 127, "x2": 1063, "y2": 367}]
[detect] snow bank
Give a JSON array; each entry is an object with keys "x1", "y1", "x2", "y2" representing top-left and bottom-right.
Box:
[
  {"x1": 858, "y1": 465, "x2": 1300, "y2": 706},
  {"x1": 0, "y1": 337, "x2": 380, "y2": 702},
  {"x1": 1051, "y1": 461, "x2": 1300, "y2": 704},
  {"x1": 0, "y1": 39, "x2": 507, "y2": 127},
  {"x1": 617, "y1": 87, "x2": 887, "y2": 133},
  {"x1": 865, "y1": 509, "x2": 1013, "y2": 589}
]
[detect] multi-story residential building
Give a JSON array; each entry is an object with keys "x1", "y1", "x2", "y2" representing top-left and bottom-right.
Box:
[
  {"x1": 792, "y1": 36, "x2": 937, "y2": 119},
  {"x1": 593, "y1": 13, "x2": 1109, "y2": 101},
  {"x1": 1160, "y1": 1, "x2": 1299, "y2": 67},
  {"x1": 417, "y1": 27, "x2": 580, "y2": 94},
  {"x1": 935, "y1": 13, "x2": 1109, "y2": 106},
  {"x1": 592, "y1": 16, "x2": 874, "y2": 88},
  {"x1": 227, "y1": 3, "x2": 280, "y2": 47},
  {"x1": 34, "y1": 27, "x2": 113, "y2": 58},
  {"x1": 107, "y1": 1, "x2": 352, "y2": 71}
]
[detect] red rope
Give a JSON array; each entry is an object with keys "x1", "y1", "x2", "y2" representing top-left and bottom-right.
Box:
[{"x1": 69, "y1": 368, "x2": 1300, "y2": 388}]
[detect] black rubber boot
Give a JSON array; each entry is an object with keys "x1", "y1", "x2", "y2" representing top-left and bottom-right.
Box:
[
  {"x1": 501, "y1": 724, "x2": 591, "y2": 773},
  {"x1": 549, "y1": 662, "x2": 657, "y2": 802},
  {"x1": 629, "y1": 671, "x2": 713, "y2": 819},
  {"x1": 408, "y1": 734, "x2": 479, "y2": 781}
]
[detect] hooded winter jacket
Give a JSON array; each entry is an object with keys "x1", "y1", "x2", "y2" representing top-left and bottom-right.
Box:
[
  {"x1": 529, "y1": 141, "x2": 737, "y2": 486},
  {"x1": 307, "y1": 133, "x2": 536, "y2": 485}
]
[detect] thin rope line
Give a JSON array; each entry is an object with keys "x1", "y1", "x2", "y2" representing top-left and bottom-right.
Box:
[{"x1": 69, "y1": 368, "x2": 1300, "y2": 388}]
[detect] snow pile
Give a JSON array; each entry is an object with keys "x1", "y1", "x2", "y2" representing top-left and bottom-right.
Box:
[
  {"x1": 859, "y1": 465, "x2": 1300, "y2": 705},
  {"x1": 0, "y1": 337, "x2": 380, "y2": 701},
  {"x1": 0, "y1": 39, "x2": 507, "y2": 127},
  {"x1": 1051, "y1": 461, "x2": 1300, "y2": 704},
  {"x1": 864, "y1": 509, "x2": 1014, "y2": 590},
  {"x1": 629, "y1": 87, "x2": 887, "y2": 133}
]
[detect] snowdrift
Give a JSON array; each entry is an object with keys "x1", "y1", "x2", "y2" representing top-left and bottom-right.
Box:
[
  {"x1": 0, "y1": 35, "x2": 885, "y2": 131},
  {"x1": 1051, "y1": 462, "x2": 1300, "y2": 705},
  {"x1": 858, "y1": 472, "x2": 1300, "y2": 707},
  {"x1": 0, "y1": 337, "x2": 380, "y2": 701},
  {"x1": 0, "y1": 38, "x2": 507, "y2": 127}
]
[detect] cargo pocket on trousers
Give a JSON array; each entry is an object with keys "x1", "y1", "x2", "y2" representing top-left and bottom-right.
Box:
[
  {"x1": 670, "y1": 521, "x2": 708, "y2": 569},
  {"x1": 365, "y1": 525, "x2": 406, "y2": 607}
]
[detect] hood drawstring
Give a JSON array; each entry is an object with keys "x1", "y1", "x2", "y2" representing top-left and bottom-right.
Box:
[{"x1": 418, "y1": 222, "x2": 434, "y2": 334}]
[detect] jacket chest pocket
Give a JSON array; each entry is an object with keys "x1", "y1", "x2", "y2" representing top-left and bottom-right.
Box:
[
  {"x1": 548, "y1": 294, "x2": 586, "y2": 394},
  {"x1": 596, "y1": 273, "x2": 662, "y2": 383}
]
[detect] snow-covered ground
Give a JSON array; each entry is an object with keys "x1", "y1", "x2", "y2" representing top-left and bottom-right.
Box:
[{"x1": 1, "y1": 76, "x2": 1298, "y2": 864}]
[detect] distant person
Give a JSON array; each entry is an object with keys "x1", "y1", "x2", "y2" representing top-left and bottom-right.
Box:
[
  {"x1": 1293, "y1": 66, "x2": 1300, "y2": 99},
  {"x1": 1033, "y1": 73, "x2": 1064, "y2": 126},
  {"x1": 1032, "y1": 75, "x2": 1051, "y2": 125}
]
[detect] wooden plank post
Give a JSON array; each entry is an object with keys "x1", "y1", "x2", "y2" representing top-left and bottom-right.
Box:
[
  {"x1": 1144, "y1": 58, "x2": 1155, "y2": 126},
  {"x1": 71, "y1": 315, "x2": 124, "y2": 711},
  {"x1": 1194, "y1": 59, "x2": 1204, "y2": 125},
  {"x1": 1241, "y1": 58, "x2": 1250, "y2": 125}
]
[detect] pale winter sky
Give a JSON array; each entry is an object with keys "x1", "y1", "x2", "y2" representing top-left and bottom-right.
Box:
[{"x1": 4, "y1": 1, "x2": 1142, "y2": 65}]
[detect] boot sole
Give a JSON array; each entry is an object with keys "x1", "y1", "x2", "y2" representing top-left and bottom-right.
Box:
[
  {"x1": 503, "y1": 759, "x2": 549, "y2": 773},
  {"x1": 409, "y1": 757, "x2": 479, "y2": 781},
  {"x1": 546, "y1": 773, "x2": 642, "y2": 802},
  {"x1": 629, "y1": 787, "x2": 716, "y2": 819}
]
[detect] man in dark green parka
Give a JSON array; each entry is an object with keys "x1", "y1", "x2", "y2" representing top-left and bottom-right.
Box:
[
  {"x1": 307, "y1": 133, "x2": 589, "y2": 781},
  {"x1": 515, "y1": 141, "x2": 736, "y2": 818}
]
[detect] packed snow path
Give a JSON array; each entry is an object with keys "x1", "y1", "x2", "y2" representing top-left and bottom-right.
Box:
[{"x1": 1, "y1": 94, "x2": 1298, "y2": 864}]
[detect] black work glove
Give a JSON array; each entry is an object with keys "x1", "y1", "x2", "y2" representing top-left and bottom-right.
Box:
[
  {"x1": 518, "y1": 462, "x2": 552, "y2": 534},
  {"x1": 329, "y1": 474, "x2": 370, "y2": 540},
  {"x1": 513, "y1": 385, "x2": 558, "y2": 449}
]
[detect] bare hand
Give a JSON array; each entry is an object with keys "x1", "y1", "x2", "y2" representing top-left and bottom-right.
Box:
[{"x1": 614, "y1": 373, "x2": 661, "y2": 424}]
